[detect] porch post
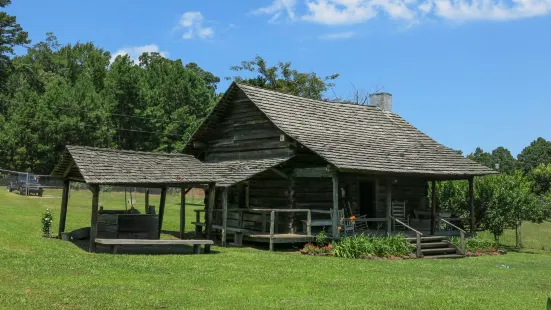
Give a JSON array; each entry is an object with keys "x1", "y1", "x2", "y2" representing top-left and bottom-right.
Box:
[
  {"x1": 58, "y1": 180, "x2": 70, "y2": 237},
  {"x1": 332, "y1": 172, "x2": 340, "y2": 239},
  {"x1": 205, "y1": 183, "x2": 216, "y2": 253},
  {"x1": 89, "y1": 184, "x2": 99, "y2": 253},
  {"x1": 468, "y1": 176, "x2": 475, "y2": 234},
  {"x1": 221, "y1": 187, "x2": 228, "y2": 246},
  {"x1": 430, "y1": 180, "x2": 437, "y2": 235},
  {"x1": 180, "y1": 187, "x2": 186, "y2": 239},
  {"x1": 157, "y1": 186, "x2": 167, "y2": 238},
  {"x1": 386, "y1": 178, "x2": 392, "y2": 235},
  {"x1": 144, "y1": 188, "x2": 150, "y2": 214}
]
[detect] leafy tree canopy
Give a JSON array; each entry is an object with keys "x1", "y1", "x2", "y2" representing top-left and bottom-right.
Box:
[
  {"x1": 517, "y1": 137, "x2": 551, "y2": 173},
  {"x1": 227, "y1": 55, "x2": 339, "y2": 101}
]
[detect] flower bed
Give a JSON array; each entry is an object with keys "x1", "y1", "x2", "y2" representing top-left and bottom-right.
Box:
[
  {"x1": 300, "y1": 233, "x2": 414, "y2": 259},
  {"x1": 449, "y1": 236, "x2": 507, "y2": 257}
]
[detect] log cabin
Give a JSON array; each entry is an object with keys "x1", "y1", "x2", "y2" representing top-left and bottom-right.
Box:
[{"x1": 184, "y1": 82, "x2": 496, "y2": 249}]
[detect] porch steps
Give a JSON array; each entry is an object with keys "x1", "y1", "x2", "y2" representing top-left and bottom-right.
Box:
[{"x1": 407, "y1": 236, "x2": 465, "y2": 259}]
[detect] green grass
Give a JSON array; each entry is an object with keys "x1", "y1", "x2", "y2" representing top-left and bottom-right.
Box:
[{"x1": 1, "y1": 189, "x2": 551, "y2": 309}]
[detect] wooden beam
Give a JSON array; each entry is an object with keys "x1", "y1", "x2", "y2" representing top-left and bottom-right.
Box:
[
  {"x1": 468, "y1": 177, "x2": 475, "y2": 234},
  {"x1": 144, "y1": 189, "x2": 150, "y2": 214},
  {"x1": 180, "y1": 187, "x2": 186, "y2": 239},
  {"x1": 157, "y1": 187, "x2": 167, "y2": 238},
  {"x1": 89, "y1": 184, "x2": 99, "y2": 253},
  {"x1": 58, "y1": 181, "x2": 70, "y2": 237},
  {"x1": 184, "y1": 188, "x2": 192, "y2": 195},
  {"x1": 332, "y1": 173, "x2": 340, "y2": 239},
  {"x1": 62, "y1": 161, "x2": 74, "y2": 178},
  {"x1": 386, "y1": 178, "x2": 392, "y2": 235},
  {"x1": 431, "y1": 180, "x2": 437, "y2": 235},
  {"x1": 270, "y1": 168, "x2": 289, "y2": 180},
  {"x1": 221, "y1": 188, "x2": 228, "y2": 246},
  {"x1": 293, "y1": 167, "x2": 332, "y2": 178},
  {"x1": 205, "y1": 183, "x2": 216, "y2": 253},
  {"x1": 269, "y1": 211, "x2": 275, "y2": 251}
]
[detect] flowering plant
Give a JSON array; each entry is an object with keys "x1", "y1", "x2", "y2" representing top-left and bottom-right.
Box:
[
  {"x1": 300, "y1": 243, "x2": 334, "y2": 256},
  {"x1": 41, "y1": 208, "x2": 53, "y2": 238}
]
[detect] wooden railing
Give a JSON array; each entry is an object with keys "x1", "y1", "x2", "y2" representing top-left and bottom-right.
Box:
[
  {"x1": 390, "y1": 216, "x2": 423, "y2": 258},
  {"x1": 438, "y1": 217, "x2": 466, "y2": 254}
]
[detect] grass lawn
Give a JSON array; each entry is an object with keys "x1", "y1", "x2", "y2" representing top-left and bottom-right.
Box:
[{"x1": 0, "y1": 188, "x2": 550, "y2": 309}]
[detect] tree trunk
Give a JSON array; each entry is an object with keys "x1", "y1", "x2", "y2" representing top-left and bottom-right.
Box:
[{"x1": 516, "y1": 222, "x2": 523, "y2": 248}]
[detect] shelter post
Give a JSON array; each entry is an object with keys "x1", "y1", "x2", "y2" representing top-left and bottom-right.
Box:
[
  {"x1": 386, "y1": 178, "x2": 392, "y2": 235},
  {"x1": 157, "y1": 186, "x2": 167, "y2": 238},
  {"x1": 205, "y1": 183, "x2": 216, "y2": 253},
  {"x1": 144, "y1": 189, "x2": 150, "y2": 214},
  {"x1": 469, "y1": 177, "x2": 475, "y2": 234},
  {"x1": 430, "y1": 180, "x2": 437, "y2": 235},
  {"x1": 331, "y1": 172, "x2": 340, "y2": 239},
  {"x1": 58, "y1": 180, "x2": 70, "y2": 237},
  {"x1": 89, "y1": 184, "x2": 99, "y2": 253},
  {"x1": 180, "y1": 187, "x2": 186, "y2": 239},
  {"x1": 221, "y1": 188, "x2": 228, "y2": 246}
]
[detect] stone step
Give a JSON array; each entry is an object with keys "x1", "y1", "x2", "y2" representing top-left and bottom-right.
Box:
[{"x1": 423, "y1": 254, "x2": 465, "y2": 259}]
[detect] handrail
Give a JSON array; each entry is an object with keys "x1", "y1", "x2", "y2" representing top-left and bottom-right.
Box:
[
  {"x1": 437, "y1": 217, "x2": 466, "y2": 233},
  {"x1": 390, "y1": 216, "x2": 423, "y2": 258},
  {"x1": 437, "y1": 216, "x2": 466, "y2": 255},
  {"x1": 390, "y1": 216, "x2": 423, "y2": 236}
]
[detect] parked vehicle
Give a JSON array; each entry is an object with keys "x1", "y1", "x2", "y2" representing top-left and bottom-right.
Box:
[{"x1": 6, "y1": 174, "x2": 44, "y2": 196}]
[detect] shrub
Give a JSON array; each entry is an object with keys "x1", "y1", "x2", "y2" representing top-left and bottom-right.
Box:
[
  {"x1": 300, "y1": 243, "x2": 333, "y2": 256},
  {"x1": 449, "y1": 236, "x2": 499, "y2": 252},
  {"x1": 333, "y1": 234, "x2": 413, "y2": 259},
  {"x1": 315, "y1": 230, "x2": 328, "y2": 247},
  {"x1": 41, "y1": 208, "x2": 53, "y2": 237}
]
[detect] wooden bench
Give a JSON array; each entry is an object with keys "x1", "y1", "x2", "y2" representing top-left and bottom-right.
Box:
[
  {"x1": 95, "y1": 238, "x2": 214, "y2": 254},
  {"x1": 192, "y1": 222, "x2": 248, "y2": 246}
]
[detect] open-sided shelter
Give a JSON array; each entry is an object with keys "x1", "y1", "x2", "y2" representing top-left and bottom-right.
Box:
[{"x1": 51, "y1": 145, "x2": 220, "y2": 253}]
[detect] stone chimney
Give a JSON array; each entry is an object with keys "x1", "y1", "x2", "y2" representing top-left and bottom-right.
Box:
[{"x1": 369, "y1": 92, "x2": 392, "y2": 112}]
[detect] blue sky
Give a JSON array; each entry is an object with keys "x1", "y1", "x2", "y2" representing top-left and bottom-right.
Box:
[{"x1": 6, "y1": 0, "x2": 551, "y2": 156}]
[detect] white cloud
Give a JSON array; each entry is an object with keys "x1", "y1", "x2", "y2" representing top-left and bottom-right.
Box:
[
  {"x1": 111, "y1": 44, "x2": 168, "y2": 64},
  {"x1": 252, "y1": 0, "x2": 297, "y2": 22},
  {"x1": 319, "y1": 31, "x2": 356, "y2": 39},
  {"x1": 176, "y1": 11, "x2": 214, "y2": 40},
  {"x1": 255, "y1": 0, "x2": 551, "y2": 26}
]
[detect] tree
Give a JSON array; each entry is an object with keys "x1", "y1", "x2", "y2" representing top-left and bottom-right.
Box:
[
  {"x1": 491, "y1": 146, "x2": 517, "y2": 174},
  {"x1": 228, "y1": 55, "x2": 339, "y2": 100},
  {"x1": 0, "y1": 0, "x2": 30, "y2": 100},
  {"x1": 467, "y1": 147, "x2": 494, "y2": 169},
  {"x1": 517, "y1": 137, "x2": 551, "y2": 173},
  {"x1": 527, "y1": 164, "x2": 551, "y2": 196},
  {"x1": 477, "y1": 172, "x2": 544, "y2": 247}
]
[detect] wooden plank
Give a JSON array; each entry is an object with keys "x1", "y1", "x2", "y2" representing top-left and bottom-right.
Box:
[
  {"x1": 58, "y1": 180, "x2": 70, "y2": 237},
  {"x1": 158, "y1": 187, "x2": 167, "y2": 238},
  {"x1": 89, "y1": 184, "x2": 99, "y2": 253},
  {"x1": 95, "y1": 239, "x2": 214, "y2": 245},
  {"x1": 180, "y1": 187, "x2": 186, "y2": 239},
  {"x1": 205, "y1": 183, "x2": 216, "y2": 253},
  {"x1": 468, "y1": 177, "x2": 475, "y2": 234},
  {"x1": 431, "y1": 180, "x2": 437, "y2": 235},
  {"x1": 270, "y1": 168, "x2": 289, "y2": 180},
  {"x1": 221, "y1": 188, "x2": 228, "y2": 246},
  {"x1": 293, "y1": 167, "x2": 332, "y2": 178}
]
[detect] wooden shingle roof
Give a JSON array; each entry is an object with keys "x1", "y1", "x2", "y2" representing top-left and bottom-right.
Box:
[
  {"x1": 51, "y1": 146, "x2": 220, "y2": 185},
  {"x1": 197, "y1": 83, "x2": 494, "y2": 177},
  {"x1": 205, "y1": 157, "x2": 291, "y2": 187}
]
